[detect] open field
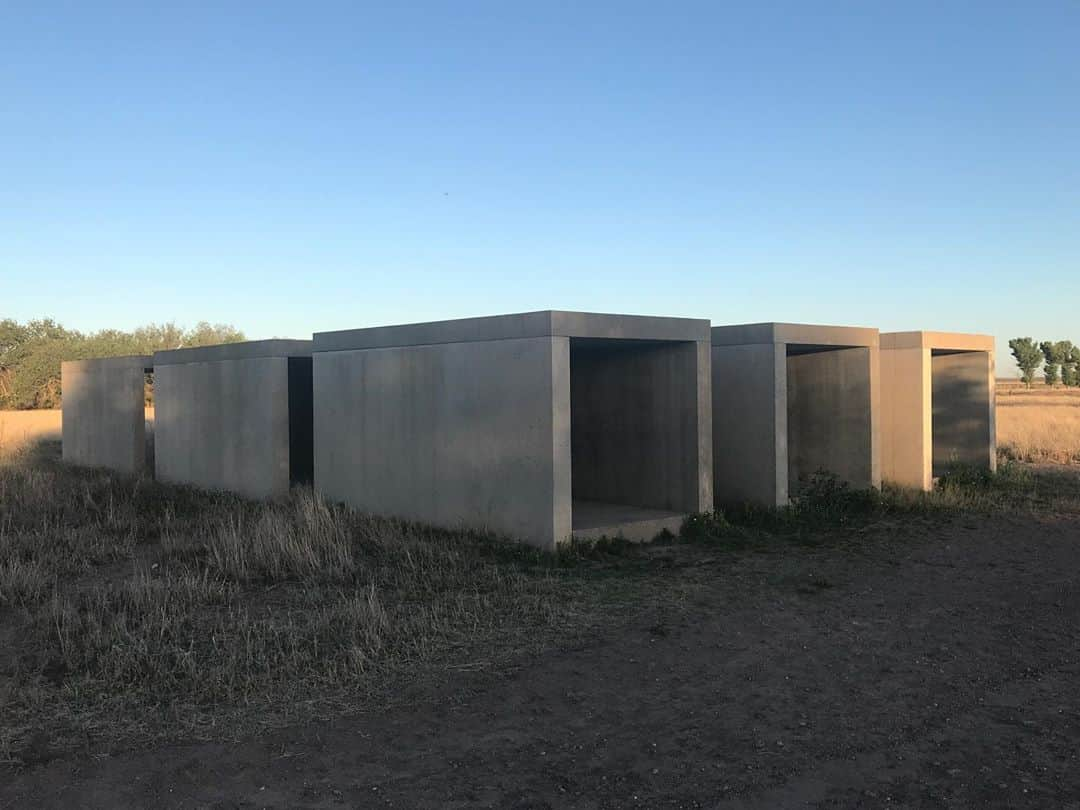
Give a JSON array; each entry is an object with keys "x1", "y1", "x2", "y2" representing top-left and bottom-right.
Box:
[
  {"x1": 0, "y1": 410, "x2": 155, "y2": 459},
  {"x1": 3, "y1": 442, "x2": 1080, "y2": 806},
  {"x1": 996, "y1": 385, "x2": 1080, "y2": 464},
  {"x1": 0, "y1": 410, "x2": 61, "y2": 457}
]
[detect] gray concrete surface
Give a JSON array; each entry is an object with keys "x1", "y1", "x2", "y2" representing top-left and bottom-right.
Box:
[
  {"x1": 61, "y1": 355, "x2": 151, "y2": 474},
  {"x1": 881, "y1": 331, "x2": 996, "y2": 489},
  {"x1": 711, "y1": 324, "x2": 880, "y2": 507},
  {"x1": 153, "y1": 341, "x2": 312, "y2": 499},
  {"x1": 314, "y1": 310, "x2": 711, "y2": 353},
  {"x1": 313, "y1": 311, "x2": 712, "y2": 550}
]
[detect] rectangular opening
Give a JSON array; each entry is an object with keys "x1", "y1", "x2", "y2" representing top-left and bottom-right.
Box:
[
  {"x1": 786, "y1": 345, "x2": 874, "y2": 495},
  {"x1": 144, "y1": 368, "x2": 155, "y2": 472},
  {"x1": 287, "y1": 356, "x2": 314, "y2": 486},
  {"x1": 568, "y1": 338, "x2": 697, "y2": 541},
  {"x1": 931, "y1": 349, "x2": 991, "y2": 476}
]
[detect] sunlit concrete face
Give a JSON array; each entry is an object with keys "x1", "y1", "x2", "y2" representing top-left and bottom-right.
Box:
[
  {"x1": 61, "y1": 355, "x2": 152, "y2": 474},
  {"x1": 880, "y1": 332, "x2": 996, "y2": 490},
  {"x1": 313, "y1": 311, "x2": 713, "y2": 550},
  {"x1": 152, "y1": 340, "x2": 313, "y2": 499},
  {"x1": 711, "y1": 323, "x2": 881, "y2": 507}
]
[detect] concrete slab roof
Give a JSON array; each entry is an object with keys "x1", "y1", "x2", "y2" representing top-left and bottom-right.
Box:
[
  {"x1": 313, "y1": 311, "x2": 710, "y2": 352},
  {"x1": 881, "y1": 331, "x2": 994, "y2": 352},
  {"x1": 153, "y1": 339, "x2": 312, "y2": 367},
  {"x1": 710, "y1": 322, "x2": 879, "y2": 348},
  {"x1": 61, "y1": 355, "x2": 153, "y2": 373}
]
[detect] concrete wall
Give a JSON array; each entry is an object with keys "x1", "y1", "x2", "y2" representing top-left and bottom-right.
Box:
[
  {"x1": 932, "y1": 351, "x2": 995, "y2": 475},
  {"x1": 711, "y1": 324, "x2": 880, "y2": 507},
  {"x1": 881, "y1": 347, "x2": 932, "y2": 490},
  {"x1": 61, "y1": 356, "x2": 149, "y2": 474},
  {"x1": 154, "y1": 355, "x2": 311, "y2": 499},
  {"x1": 712, "y1": 343, "x2": 787, "y2": 507},
  {"x1": 313, "y1": 311, "x2": 712, "y2": 549},
  {"x1": 570, "y1": 340, "x2": 710, "y2": 513},
  {"x1": 787, "y1": 347, "x2": 878, "y2": 494},
  {"x1": 881, "y1": 332, "x2": 996, "y2": 489},
  {"x1": 313, "y1": 336, "x2": 571, "y2": 549}
]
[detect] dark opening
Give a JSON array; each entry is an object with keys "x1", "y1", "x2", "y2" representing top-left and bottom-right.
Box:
[
  {"x1": 785, "y1": 344, "x2": 872, "y2": 495},
  {"x1": 288, "y1": 357, "x2": 314, "y2": 486},
  {"x1": 144, "y1": 368, "x2": 155, "y2": 473},
  {"x1": 930, "y1": 350, "x2": 991, "y2": 476},
  {"x1": 568, "y1": 338, "x2": 696, "y2": 535}
]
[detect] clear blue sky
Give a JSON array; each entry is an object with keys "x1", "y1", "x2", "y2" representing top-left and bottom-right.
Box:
[{"x1": 3, "y1": 2, "x2": 1077, "y2": 373}]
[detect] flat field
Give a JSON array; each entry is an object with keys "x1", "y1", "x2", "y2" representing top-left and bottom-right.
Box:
[
  {"x1": 996, "y1": 383, "x2": 1080, "y2": 464},
  {"x1": 2, "y1": 441, "x2": 1080, "y2": 807}
]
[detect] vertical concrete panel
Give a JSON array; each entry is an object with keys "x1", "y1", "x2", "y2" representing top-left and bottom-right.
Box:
[
  {"x1": 931, "y1": 351, "x2": 995, "y2": 475},
  {"x1": 313, "y1": 337, "x2": 564, "y2": 549},
  {"x1": 61, "y1": 357, "x2": 147, "y2": 475},
  {"x1": 711, "y1": 343, "x2": 786, "y2": 507},
  {"x1": 880, "y1": 346, "x2": 932, "y2": 490},
  {"x1": 154, "y1": 357, "x2": 292, "y2": 498},
  {"x1": 550, "y1": 337, "x2": 573, "y2": 546},
  {"x1": 787, "y1": 347, "x2": 876, "y2": 493},
  {"x1": 569, "y1": 341, "x2": 706, "y2": 512},
  {"x1": 693, "y1": 339, "x2": 714, "y2": 512}
]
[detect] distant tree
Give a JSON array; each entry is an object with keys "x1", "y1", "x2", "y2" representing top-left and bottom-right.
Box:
[
  {"x1": 1040, "y1": 340, "x2": 1065, "y2": 387},
  {"x1": 1009, "y1": 338, "x2": 1043, "y2": 387},
  {"x1": 0, "y1": 318, "x2": 246, "y2": 409},
  {"x1": 1064, "y1": 344, "x2": 1080, "y2": 388}
]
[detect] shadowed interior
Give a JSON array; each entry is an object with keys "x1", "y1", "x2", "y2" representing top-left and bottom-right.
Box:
[
  {"x1": 287, "y1": 357, "x2": 314, "y2": 486},
  {"x1": 569, "y1": 338, "x2": 698, "y2": 534},
  {"x1": 786, "y1": 345, "x2": 874, "y2": 495},
  {"x1": 931, "y1": 350, "x2": 991, "y2": 476}
]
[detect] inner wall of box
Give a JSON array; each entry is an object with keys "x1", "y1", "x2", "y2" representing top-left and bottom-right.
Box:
[
  {"x1": 786, "y1": 345, "x2": 874, "y2": 495},
  {"x1": 569, "y1": 338, "x2": 699, "y2": 517}
]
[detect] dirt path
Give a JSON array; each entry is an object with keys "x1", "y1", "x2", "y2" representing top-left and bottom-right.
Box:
[{"x1": 4, "y1": 512, "x2": 1079, "y2": 809}]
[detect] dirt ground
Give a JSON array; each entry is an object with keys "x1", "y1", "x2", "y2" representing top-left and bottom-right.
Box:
[{"x1": 3, "y1": 481, "x2": 1079, "y2": 809}]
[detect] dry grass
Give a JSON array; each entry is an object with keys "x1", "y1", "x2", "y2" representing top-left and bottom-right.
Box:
[
  {"x1": 1, "y1": 439, "x2": 1076, "y2": 767},
  {"x1": 997, "y1": 388, "x2": 1080, "y2": 464},
  {"x1": 0, "y1": 411, "x2": 61, "y2": 459},
  {"x1": 0, "y1": 443, "x2": 604, "y2": 764}
]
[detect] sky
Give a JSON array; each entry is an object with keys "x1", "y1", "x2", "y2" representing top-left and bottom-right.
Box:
[{"x1": 2, "y1": 2, "x2": 1078, "y2": 374}]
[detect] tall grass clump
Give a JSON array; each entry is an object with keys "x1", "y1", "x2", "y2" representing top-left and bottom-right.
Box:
[{"x1": 0, "y1": 448, "x2": 596, "y2": 762}]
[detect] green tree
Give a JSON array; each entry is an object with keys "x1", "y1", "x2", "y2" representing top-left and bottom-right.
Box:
[
  {"x1": 1064, "y1": 344, "x2": 1080, "y2": 387},
  {"x1": 1009, "y1": 337, "x2": 1043, "y2": 387},
  {"x1": 1040, "y1": 340, "x2": 1065, "y2": 386},
  {"x1": 0, "y1": 318, "x2": 246, "y2": 409}
]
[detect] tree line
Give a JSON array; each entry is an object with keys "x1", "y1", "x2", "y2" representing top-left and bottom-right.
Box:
[
  {"x1": 0, "y1": 318, "x2": 245, "y2": 409},
  {"x1": 1009, "y1": 337, "x2": 1080, "y2": 387}
]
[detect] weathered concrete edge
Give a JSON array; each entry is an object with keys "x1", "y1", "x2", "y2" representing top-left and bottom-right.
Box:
[
  {"x1": 711, "y1": 322, "x2": 879, "y2": 348},
  {"x1": 153, "y1": 340, "x2": 313, "y2": 367},
  {"x1": 313, "y1": 311, "x2": 710, "y2": 352},
  {"x1": 61, "y1": 355, "x2": 153, "y2": 373},
  {"x1": 881, "y1": 331, "x2": 995, "y2": 352}
]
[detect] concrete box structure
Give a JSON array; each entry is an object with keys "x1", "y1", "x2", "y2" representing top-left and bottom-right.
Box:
[
  {"x1": 711, "y1": 323, "x2": 881, "y2": 507},
  {"x1": 881, "y1": 331, "x2": 996, "y2": 490},
  {"x1": 313, "y1": 311, "x2": 713, "y2": 550},
  {"x1": 61, "y1": 355, "x2": 152, "y2": 474},
  {"x1": 153, "y1": 340, "x2": 313, "y2": 499}
]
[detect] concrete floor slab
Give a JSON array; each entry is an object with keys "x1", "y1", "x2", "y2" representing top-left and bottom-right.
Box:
[{"x1": 570, "y1": 500, "x2": 686, "y2": 542}]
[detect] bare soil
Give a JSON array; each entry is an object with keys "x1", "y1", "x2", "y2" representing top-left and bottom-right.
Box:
[{"x1": 4, "y1": 494, "x2": 1079, "y2": 808}]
